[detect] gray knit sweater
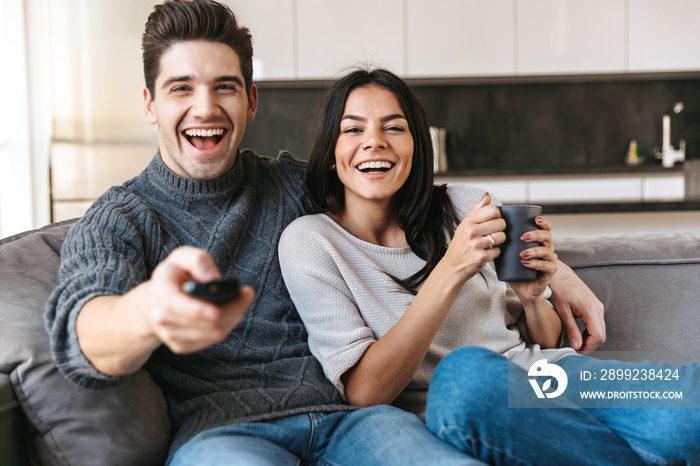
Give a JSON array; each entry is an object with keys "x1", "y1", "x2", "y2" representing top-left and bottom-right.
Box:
[{"x1": 45, "y1": 150, "x2": 350, "y2": 455}]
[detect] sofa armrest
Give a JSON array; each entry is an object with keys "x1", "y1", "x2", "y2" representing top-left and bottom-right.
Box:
[
  {"x1": 555, "y1": 231, "x2": 700, "y2": 361},
  {"x1": 0, "y1": 221, "x2": 171, "y2": 466}
]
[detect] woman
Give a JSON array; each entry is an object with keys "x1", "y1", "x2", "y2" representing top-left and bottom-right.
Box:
[{"x1": 279, "y1": 68, "x2": 699, "y2": 465}]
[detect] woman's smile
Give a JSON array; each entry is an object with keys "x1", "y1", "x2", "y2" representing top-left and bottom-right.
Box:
[{"x1": 355, "y1": 160, "x2": 395, "y2": 173}]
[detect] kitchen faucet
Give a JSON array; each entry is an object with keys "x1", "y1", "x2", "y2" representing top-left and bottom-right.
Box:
[{"x1": 655, "y1": 102, "x2": 685, "y2": 168}]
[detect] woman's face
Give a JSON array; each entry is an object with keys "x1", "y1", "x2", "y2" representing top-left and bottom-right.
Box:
[{"x1": 334, "y1": 84, "x2": 414, "y2": 210}]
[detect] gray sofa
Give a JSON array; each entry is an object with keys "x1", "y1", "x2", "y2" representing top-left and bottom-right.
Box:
[{"x1": 1, "y1": 220, "x2": 699, "y2": 465}]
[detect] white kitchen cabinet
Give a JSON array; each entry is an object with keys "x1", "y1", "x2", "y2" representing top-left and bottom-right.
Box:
[
  {"x1": 529, "y1": 177, "x2": 642, "y2": 203},
  {"x1": 642, "y1": 174, "x2": 685, "y2": 200},
  {"x1": 53, "y1": 201, "x2": 94, "y2": 223},
  {"x1": 225, "y1": 0, "x2": 296, "y2": 80},
  {"x1": 440, "y1": 173, "x2": 687, "y2": 205},
  {"x1": 406, "y1": 0, "x2": 514, "y2": 78},
  {"x1": 517, "y1": 0, "x2": 626, "y2": 75},
  {"x1": 226, "y1": 0, "x2": 700, "y2": 82},
  {"x1": 50, "y1": 142, "x2": 155, "y2": 221},
  {"x1": 628, "y1": 0, "x2": 700, "y2": 72},
  {"x1": 296, "y1": 0, "x2": 405, "y2": 79}
]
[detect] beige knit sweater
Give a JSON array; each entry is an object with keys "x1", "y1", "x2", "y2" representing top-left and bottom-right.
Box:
[{"x1": 279, "y1": 184, "x2": 575, "y2": 414}]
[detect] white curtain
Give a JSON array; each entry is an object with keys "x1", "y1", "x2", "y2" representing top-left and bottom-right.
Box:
[
  {"x1": 0, "y1": 0, "x2": 52, "y2": 239},
  {"x1": 0, "y1": 0, "x2": 34, "y2": 238}
]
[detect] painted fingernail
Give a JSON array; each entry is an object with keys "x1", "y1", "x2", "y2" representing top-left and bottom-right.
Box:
[
  {"x1": 521, "y1": 233, "x2": 531, "y2": 241},
  {"x1": 521, "y1": 260, "x2": 531, "y2": 266},
  {"x1": 520, "y1": 250, "x2": 531, "y2": 258},
  {"x1": 536, "y1": 217, "x2": 544, "y2": 224}
]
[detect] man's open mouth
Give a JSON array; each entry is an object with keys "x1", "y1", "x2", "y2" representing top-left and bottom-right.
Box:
[
  {"x1": 356, "y1": 161, "x2": 394, "y2": 173},
  {"x1": 183, "y1": 128, "x2": 226, "y2": 150}
]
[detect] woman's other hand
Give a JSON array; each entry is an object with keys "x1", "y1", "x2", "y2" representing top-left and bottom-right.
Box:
[{"x1": 508, "y1": 216, "x2": 558, "y2": 303}]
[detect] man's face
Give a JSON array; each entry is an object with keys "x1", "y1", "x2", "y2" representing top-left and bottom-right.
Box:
[{"x1": 144, "y1": 40, "x2": 257, "y2": 180}]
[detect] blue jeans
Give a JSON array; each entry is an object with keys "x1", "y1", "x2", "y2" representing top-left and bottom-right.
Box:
[
  {"x1": 426, "y1": 347, "x2": 700, "y2": 466},
  {"x1": 170, "y1": 405, "x2": 486, "y2": 465}
]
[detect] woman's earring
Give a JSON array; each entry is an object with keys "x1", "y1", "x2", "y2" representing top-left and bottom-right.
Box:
[{"x1": 330, "y1": 164, "x2": 336, "y2": 171}]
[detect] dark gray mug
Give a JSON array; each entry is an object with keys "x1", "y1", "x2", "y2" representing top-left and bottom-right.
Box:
[{"x1": 493, "y1": 205, "x2": 542, "y2": 282}]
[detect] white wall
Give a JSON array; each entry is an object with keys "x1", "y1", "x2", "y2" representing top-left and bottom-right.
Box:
[{"x1": 1, "y1": 0, "x2": 700, "y2": 239}]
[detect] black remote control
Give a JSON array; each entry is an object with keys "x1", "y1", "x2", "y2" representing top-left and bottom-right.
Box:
[{"x1": 183, "y1": 279, "x2": 241, "y2": 304}]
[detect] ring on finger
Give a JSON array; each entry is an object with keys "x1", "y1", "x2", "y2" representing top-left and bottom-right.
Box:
[{"x1": 486, "y1": 233, "x2": 495, "y2": 249}]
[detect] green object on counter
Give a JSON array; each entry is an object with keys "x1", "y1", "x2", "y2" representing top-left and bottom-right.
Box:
[{"x1": 626, "y1": 139, "x2": 644, "y2": 166}]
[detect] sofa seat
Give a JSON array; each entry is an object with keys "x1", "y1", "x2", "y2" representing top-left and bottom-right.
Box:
[{"x1": 1, "y1": 221, "x2": 699, "y2": 465}]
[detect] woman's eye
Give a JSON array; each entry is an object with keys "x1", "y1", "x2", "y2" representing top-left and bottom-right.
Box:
[
  {"x1": 342, "y1": 127, "x2": 362, "y2": 133},
  {"x1": 386, "y1": 125, "x2": 405, "y2": 132}
]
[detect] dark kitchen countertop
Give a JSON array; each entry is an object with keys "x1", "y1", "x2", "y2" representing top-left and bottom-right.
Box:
[
  {"x1": 436, "y1": 163, "x2": 684, "y2": 178},
  {"x1": 541, "y1": 199, "x2": 700, "y2": 214}
]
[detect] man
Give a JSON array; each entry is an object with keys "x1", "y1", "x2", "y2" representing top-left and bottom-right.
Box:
[
  {"x1": 45, "y1": 2, "x2": 476, "y2": 464},
  {"x1": 45, "y1": 0, "x2": 603, "y2": 464}
]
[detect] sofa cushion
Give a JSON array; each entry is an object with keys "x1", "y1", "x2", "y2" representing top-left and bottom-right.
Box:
[
  {"x1": 555, "y1": 231, "x2": 700, "y2": 360},
  {"x1": 0, "y1": 221, "x2": 171, "y2": 466},
  {"x1": 0, "y1": 373, "x2": 29, "y2": 466}
]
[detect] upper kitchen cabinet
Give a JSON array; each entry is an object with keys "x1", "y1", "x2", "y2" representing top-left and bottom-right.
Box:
[
  {"x1": 296, "y1": 0, "x2": 405, "y2": 80},
  {"x1": 406, "y1": 0, "x2": 515, "y2": 78},
  {"x1": 225, "y1": 0, "x2": 296, "y2": 80},
  {"x1": 628, "y1": 0, "x2": 700, "y2": 72},
  {"x1": 516, "y1": 0, "x2": 626, "y2": 75}
]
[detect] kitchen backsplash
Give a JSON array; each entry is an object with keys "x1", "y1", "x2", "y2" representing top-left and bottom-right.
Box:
[{"x1": 241, "y1": 76, "x2": 700, "y2": 173}]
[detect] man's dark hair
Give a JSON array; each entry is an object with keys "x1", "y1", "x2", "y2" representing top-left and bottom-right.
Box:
[{"x1": 142, "y1": 0, "x2": 253, "y2": 98}]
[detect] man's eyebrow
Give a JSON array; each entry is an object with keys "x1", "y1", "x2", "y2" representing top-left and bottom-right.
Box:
[
  {"x1": 215, "y1": 75, "x2": 245, "y2": 87},
  {"x1": 161, "y1": 75, "x2": 192, "y2": 90},
  {"x1": 341, "y1": 113, "x2": 407, "y2": 122},
  {"x1": 160, "y1": 75, "x2": 245, "y2": 89}
]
